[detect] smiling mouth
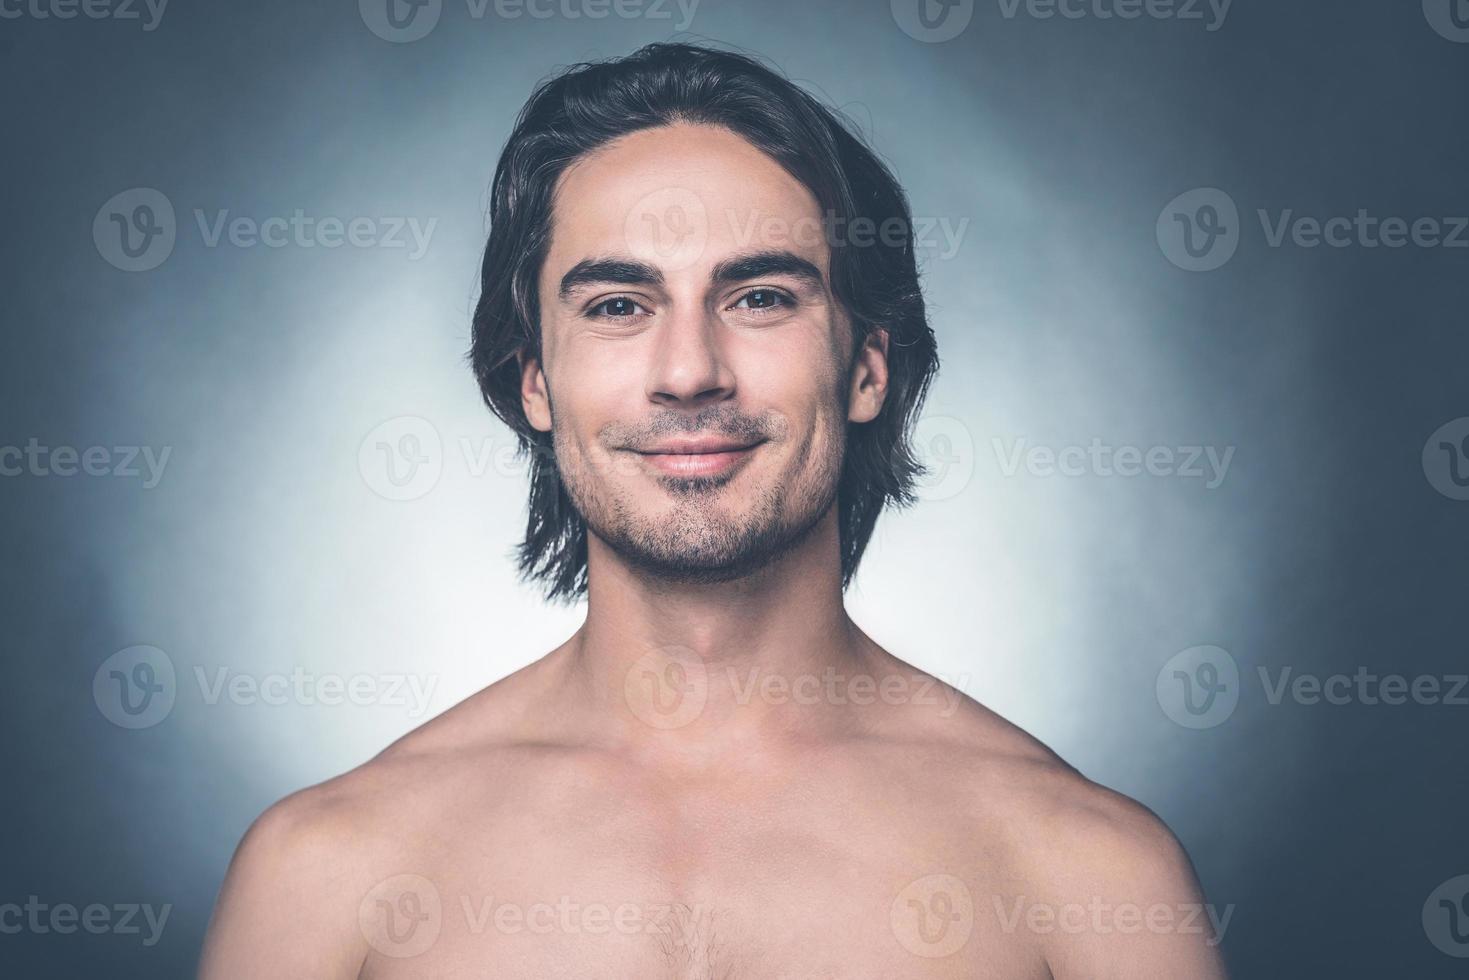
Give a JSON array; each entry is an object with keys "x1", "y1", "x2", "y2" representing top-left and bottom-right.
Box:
[{"x1": 631, "y1": 439, "x2": 765, "y2": 479}]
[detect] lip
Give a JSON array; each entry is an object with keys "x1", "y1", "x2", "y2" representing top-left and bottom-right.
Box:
[
  {"x1": 631, "y1": 437, "x2": 764, "y2": 478},
  {"x1": 638, "y1": 435, "x2": 760, "y2": 455}
]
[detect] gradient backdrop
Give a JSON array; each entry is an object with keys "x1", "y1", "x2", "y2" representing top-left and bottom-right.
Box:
[{"x1": 2, "y1": 0, "x2": 1467, "y2": 975}]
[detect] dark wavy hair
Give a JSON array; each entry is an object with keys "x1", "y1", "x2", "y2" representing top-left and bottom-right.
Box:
[{"x1": 469, "y1": 41, "x2": 939, "y2": 603}]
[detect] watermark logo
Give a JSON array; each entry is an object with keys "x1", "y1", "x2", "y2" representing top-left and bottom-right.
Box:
[
  {"x1": 1424, "y1": 875, "x2": 1469, "y2": 957},
  {"x1": 623, "y1": 645, "x2": 708, "y2": 730},
  {"x1": 1155, "y1": 645, "x2": 1239, "y2": 729},
  {"x1": 359, "y1": 416, "x2": 444, "y2": 501},
  {"x1": 891, "y1": 874, "x2": 974, "y2": 957},
  {"x1": 360, "y1": 0, "x2": 443, "y2": 41},
  {"x1": 359, "y1": 874, "x2": 442, "y2": 958},
  {"x1": 892, "y1": 0, "x2": 975, "y2": 42},
  {"x1": 624, "y1": 186, "x2": 709, "y2": 274},
  {"x1": 1157, "y1": 188, "x2": 1239, "y2": 272},
  {"x1": 1423, "y1": 0, "x2": 1469, "y2": 42},
  {"x1": 94, "y1": 188, "x2": 176, "y2": 272},
  {"x1": 912, "y1": 415, "x2": 977, "y2": 501},
  {"x1": 93, "y1": 645, "x2": 176, "y2": 729},
  {"x1": 1422, "y1": 417, "x2": 1469, "y2": 501}
]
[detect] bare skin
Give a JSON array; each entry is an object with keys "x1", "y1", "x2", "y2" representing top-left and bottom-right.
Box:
[{"x1": 199, "y1": 123, "x2": 1229, "y2": 979}]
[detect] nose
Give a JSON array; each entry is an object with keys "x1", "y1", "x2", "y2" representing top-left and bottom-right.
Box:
[{"x1": 645, "y1": 305, "x2": 735, "y2": 409}]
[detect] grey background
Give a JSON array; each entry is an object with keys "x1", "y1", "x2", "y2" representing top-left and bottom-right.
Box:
[{"x1": 2, "y1": 0, "x2": 1467, "y2": 975}]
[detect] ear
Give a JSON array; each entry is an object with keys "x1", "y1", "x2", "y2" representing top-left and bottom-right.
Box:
[
  {"x1": 517, "y1": 347, "x2": 553, "y2": 432},
  {"x1": 847, "y1": 327, "x2": 890, "y2": 424}
]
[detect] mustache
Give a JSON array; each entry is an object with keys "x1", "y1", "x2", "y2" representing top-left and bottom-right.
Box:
[{"x1": 605, "y1": 406, "x2": 781, "y2": 452}]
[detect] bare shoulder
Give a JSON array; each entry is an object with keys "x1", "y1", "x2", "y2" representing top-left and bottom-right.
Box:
[
  {"x1": 863, "y1": 656, "x2": 1197, "y2": 866},
  {"x1": 197, "y1": 759, "x2": 400, "y2": 978},
  {"x1": 198, "y1": 659, "x2": 559, "y2": 979},
  {"x1": 1002, "y1": 762, "x2": 1230, "y2": 979},
  {"x1": 890, "y1": 678, "x2": 1230, "y2": 979}
]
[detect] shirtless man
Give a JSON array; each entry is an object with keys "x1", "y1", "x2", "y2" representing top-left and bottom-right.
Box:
[{"x1": 199, "y1": 42, "x2": 1229, "y2": 979}]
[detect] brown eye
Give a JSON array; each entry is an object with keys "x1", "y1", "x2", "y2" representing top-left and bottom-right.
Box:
[
  {"x1": 590, "y1": 297, "x2": 644, "y2": 318},
  {"x1": 731, "y1": 289, "x2": 792, "y2": 311}
]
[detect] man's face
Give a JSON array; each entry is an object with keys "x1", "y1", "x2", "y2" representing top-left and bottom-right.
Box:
[{"x1": 523, "y1": 123, "x2": 888, "y2": 584}]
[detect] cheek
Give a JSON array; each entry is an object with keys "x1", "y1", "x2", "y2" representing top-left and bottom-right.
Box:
[
  {"x1": 747, "y1": 360, "x2": 847, "y2": 463},
  {"x1": 543, "y1": 330, "x2": 639, "y2": 432},
  {"x1": 803, "y1": 347, "x2": 854, "y2": 463},
  {"x1": 546, "y1": 351, "x2": 658, "y2": 487}
]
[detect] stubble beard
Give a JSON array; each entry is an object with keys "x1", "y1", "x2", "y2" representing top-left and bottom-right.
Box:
[{"x1": 554, "y1": 410, "x2": 845, "y2": 587}]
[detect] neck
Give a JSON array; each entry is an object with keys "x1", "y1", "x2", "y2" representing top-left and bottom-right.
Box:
[{"x1": 560, "y1": 509, "x2": 879, "y2": 758}]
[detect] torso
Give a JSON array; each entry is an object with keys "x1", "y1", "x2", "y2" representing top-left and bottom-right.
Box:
[
  {"x1": 201, "y1": 641, "x2": 1225, "y2": 980},
  {"x1": 342, "y1": 695, "x2": 1063, "y2": 979}
]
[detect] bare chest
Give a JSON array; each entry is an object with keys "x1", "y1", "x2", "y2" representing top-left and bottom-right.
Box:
[{"x1": 355, "y1": 789, "x2": 1048, "y2": 979}]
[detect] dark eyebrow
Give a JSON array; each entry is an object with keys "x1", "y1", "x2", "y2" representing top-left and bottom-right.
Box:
[
  {"x1": 556, "y1": 249, "x2": 825, "y2": 302},
  {"x1": 557, "y1": 258, "x2": 664, "y2": 300},
  {"x1": 710, "y1": 250, "x2": 825, "y2": 290}
]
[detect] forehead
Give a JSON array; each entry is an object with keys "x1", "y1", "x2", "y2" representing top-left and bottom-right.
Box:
[{"x1": 544, "y1": 123, "x2": 827, "y2": 281}]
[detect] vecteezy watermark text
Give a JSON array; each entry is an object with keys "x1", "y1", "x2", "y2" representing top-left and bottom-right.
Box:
[
  {"x1": 726, "y1": 666, "x2": 968, "y2": 716},
  {"x1": 93, "y1": 645, "x2": 440, "y2": 729},
  {"x1": 624, "y1": 648, "x2": 973, "y2": 731},
  {"x1": 722, "y1": 208, "x2": 970, "y2": 261},
  {"x1": 194, "y1": 666, "x2": 439, "y2": 715},
  {"x1": 992, "y1": 895, "x2": 1232, "y2": 945},
  {"x1": 358, "y1": 0, "x2": 700, "y2": 43},
  {"x1": 891, "y1": 0, "x2": 1230, "y2": 44},
  {"x1": 995, "y1": 0, "x2": 1230, "y2": 30},
  {"x1": 94, "y1": 188, "x2": 437, "y2": 272},
  {"x1": 992, "y1": 437, "x2": 1234, "y2": 489},
  {"x1": 0, "y1": 440, "x2": 170, "y2": 488},
  {"x1": 0, "y1": 0, "x2": 167, "y2": 29},
  {"x1": 1157, "y1": 645, "x2": 1469, "y2": 729},
  {"x1": 0, "y1": 897, "x2": 171, "y2": 947},
  {"x1": 357, "y1": 874, "x2": 710, "y2": 959},
  {"x1": 1158, "y1": 188, "x2": 1469, "y2": 271}
]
